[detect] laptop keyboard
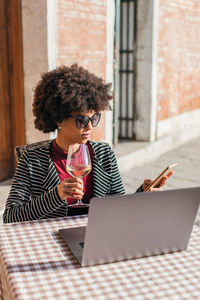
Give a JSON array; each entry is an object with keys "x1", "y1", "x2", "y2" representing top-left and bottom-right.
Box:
[{"x1": 79, "y1": 242, "x2": 84, "y2": 248}]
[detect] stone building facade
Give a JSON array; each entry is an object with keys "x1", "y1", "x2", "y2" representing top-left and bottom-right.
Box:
[
  {"x1": 21, "y1": 0, "x2": 200, "y2": 145},
  {"x1": 0, "y1": 0, "x2": 200, "y2": 181}
]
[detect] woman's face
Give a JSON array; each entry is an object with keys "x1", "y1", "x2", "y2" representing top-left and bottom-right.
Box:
[{"x1": 58, "y1": 110, "x2": 100, "y2": 144}]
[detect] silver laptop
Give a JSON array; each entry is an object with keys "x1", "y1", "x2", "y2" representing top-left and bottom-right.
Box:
[{"x1": 58, "y1": 187, "x2": 200, "y2": 267}]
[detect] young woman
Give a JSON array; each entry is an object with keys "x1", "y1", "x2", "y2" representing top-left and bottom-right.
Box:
[{"x1": 3, "y1": 64, "x2": 172, "y2": 223}]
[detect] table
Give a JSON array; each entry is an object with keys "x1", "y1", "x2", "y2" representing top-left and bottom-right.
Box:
[{"x1": 0, "y1": 216, "x2": 200, "y2": 300}]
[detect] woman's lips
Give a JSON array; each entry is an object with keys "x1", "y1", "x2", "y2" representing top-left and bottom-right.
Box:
[{"x1": 81, "y1": 132, "x2": 91, "y2": 139}]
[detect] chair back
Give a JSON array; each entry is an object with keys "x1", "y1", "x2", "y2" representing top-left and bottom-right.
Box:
[{"x1": 15, "y1": 140, "x2": 52, "y2": 161}]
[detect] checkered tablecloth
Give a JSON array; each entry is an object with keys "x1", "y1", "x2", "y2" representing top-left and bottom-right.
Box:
[{"x1": 0, "y1": 216, "x2": 200, "y2": 300}]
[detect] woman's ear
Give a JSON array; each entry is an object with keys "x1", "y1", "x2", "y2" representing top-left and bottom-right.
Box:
[{"x1": 57, "y1": 123, "x2": 62, "y2": 130}]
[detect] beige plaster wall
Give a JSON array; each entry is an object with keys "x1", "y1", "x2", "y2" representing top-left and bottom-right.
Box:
[{"x1": 21, "y1": 0, "x2": 49, "y2": 143}]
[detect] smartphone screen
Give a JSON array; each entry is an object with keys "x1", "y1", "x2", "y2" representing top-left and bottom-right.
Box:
[{"x1": 143, "y1": 163, "x2": 177, "y2": 192}]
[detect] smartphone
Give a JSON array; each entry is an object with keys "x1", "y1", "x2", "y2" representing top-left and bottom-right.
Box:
[{"x1": 143, "y1": 163, "x2": 177, "y2": 192}]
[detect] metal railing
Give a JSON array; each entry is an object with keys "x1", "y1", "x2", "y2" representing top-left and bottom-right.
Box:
[{"x1": 118, "y1": 0, "x2": 137, "y2": 139}]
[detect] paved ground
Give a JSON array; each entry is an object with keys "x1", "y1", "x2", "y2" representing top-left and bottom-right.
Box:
[
  {"x1": 0, "y1": 138, "x2": 200, "y2": 225},
  {"x1": 120, "y1": 138, "x2": 200, "y2": 227}
]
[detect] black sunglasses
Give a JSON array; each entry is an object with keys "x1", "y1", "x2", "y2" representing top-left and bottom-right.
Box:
[{"x1": 69, "y1": 113, "x2": 101, "y2": 129}]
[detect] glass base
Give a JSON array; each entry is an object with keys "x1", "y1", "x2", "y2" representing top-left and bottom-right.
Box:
[{"x1": 67, "y1": 199, "x2": 90, "y2": 208}]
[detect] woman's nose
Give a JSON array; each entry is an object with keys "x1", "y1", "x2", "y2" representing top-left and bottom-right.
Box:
[{"x1": 86, "y1": 120, "x2": 93, "y2": 130}]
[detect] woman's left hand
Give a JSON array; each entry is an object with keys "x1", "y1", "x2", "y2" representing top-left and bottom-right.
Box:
[{"x1": 142, "y1": 170, "x2": 174, "y2": 192}]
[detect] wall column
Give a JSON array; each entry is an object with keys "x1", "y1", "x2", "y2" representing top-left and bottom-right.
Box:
[{"x1": 135, "y1": 0, "x2": 159, "y2": 142}]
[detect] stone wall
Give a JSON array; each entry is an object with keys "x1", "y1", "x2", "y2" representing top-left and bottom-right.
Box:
[
  {"x1": 157, "y1": 0, "x2": 200, "y2": 121},
  {"x1": 56, "y1": 0, "x2": 107, "y2": 141},
  {"x1": 22, "y1": 0, "x2": 107, "y2": 143}
]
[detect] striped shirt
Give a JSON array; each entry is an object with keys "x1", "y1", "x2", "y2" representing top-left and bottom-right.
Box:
[{"x1": 3, "y1": 140, "x2": 126, "y2": 223}]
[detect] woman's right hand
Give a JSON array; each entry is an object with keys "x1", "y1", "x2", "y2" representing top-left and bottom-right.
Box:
[{"x1": 57, "y1": 177, "x2": 84, "y2": 201}]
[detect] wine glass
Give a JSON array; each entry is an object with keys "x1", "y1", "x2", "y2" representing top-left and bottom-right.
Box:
[{"x1": 66, "y1": 144, "x2": 92, "y2": 207}]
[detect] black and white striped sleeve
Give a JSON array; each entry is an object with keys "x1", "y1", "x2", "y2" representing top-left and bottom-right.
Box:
[
  {"x1": 109, "y1": 149, "x2": 125, "y2": 195},
  {"x1": 3, "y1": 152, "x2": 64, "y2": 223}
]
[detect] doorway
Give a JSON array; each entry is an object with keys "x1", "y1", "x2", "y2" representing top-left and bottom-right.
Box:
[
  {"x1": 118, "y1": 0, "x2": 137, "y2": 140},
  {"x1": 114, "y1": 0, "x2": 158, "y2": 143},
  {"x1": 0, "y1": 0, "x2": 25, "y2": 181}
]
